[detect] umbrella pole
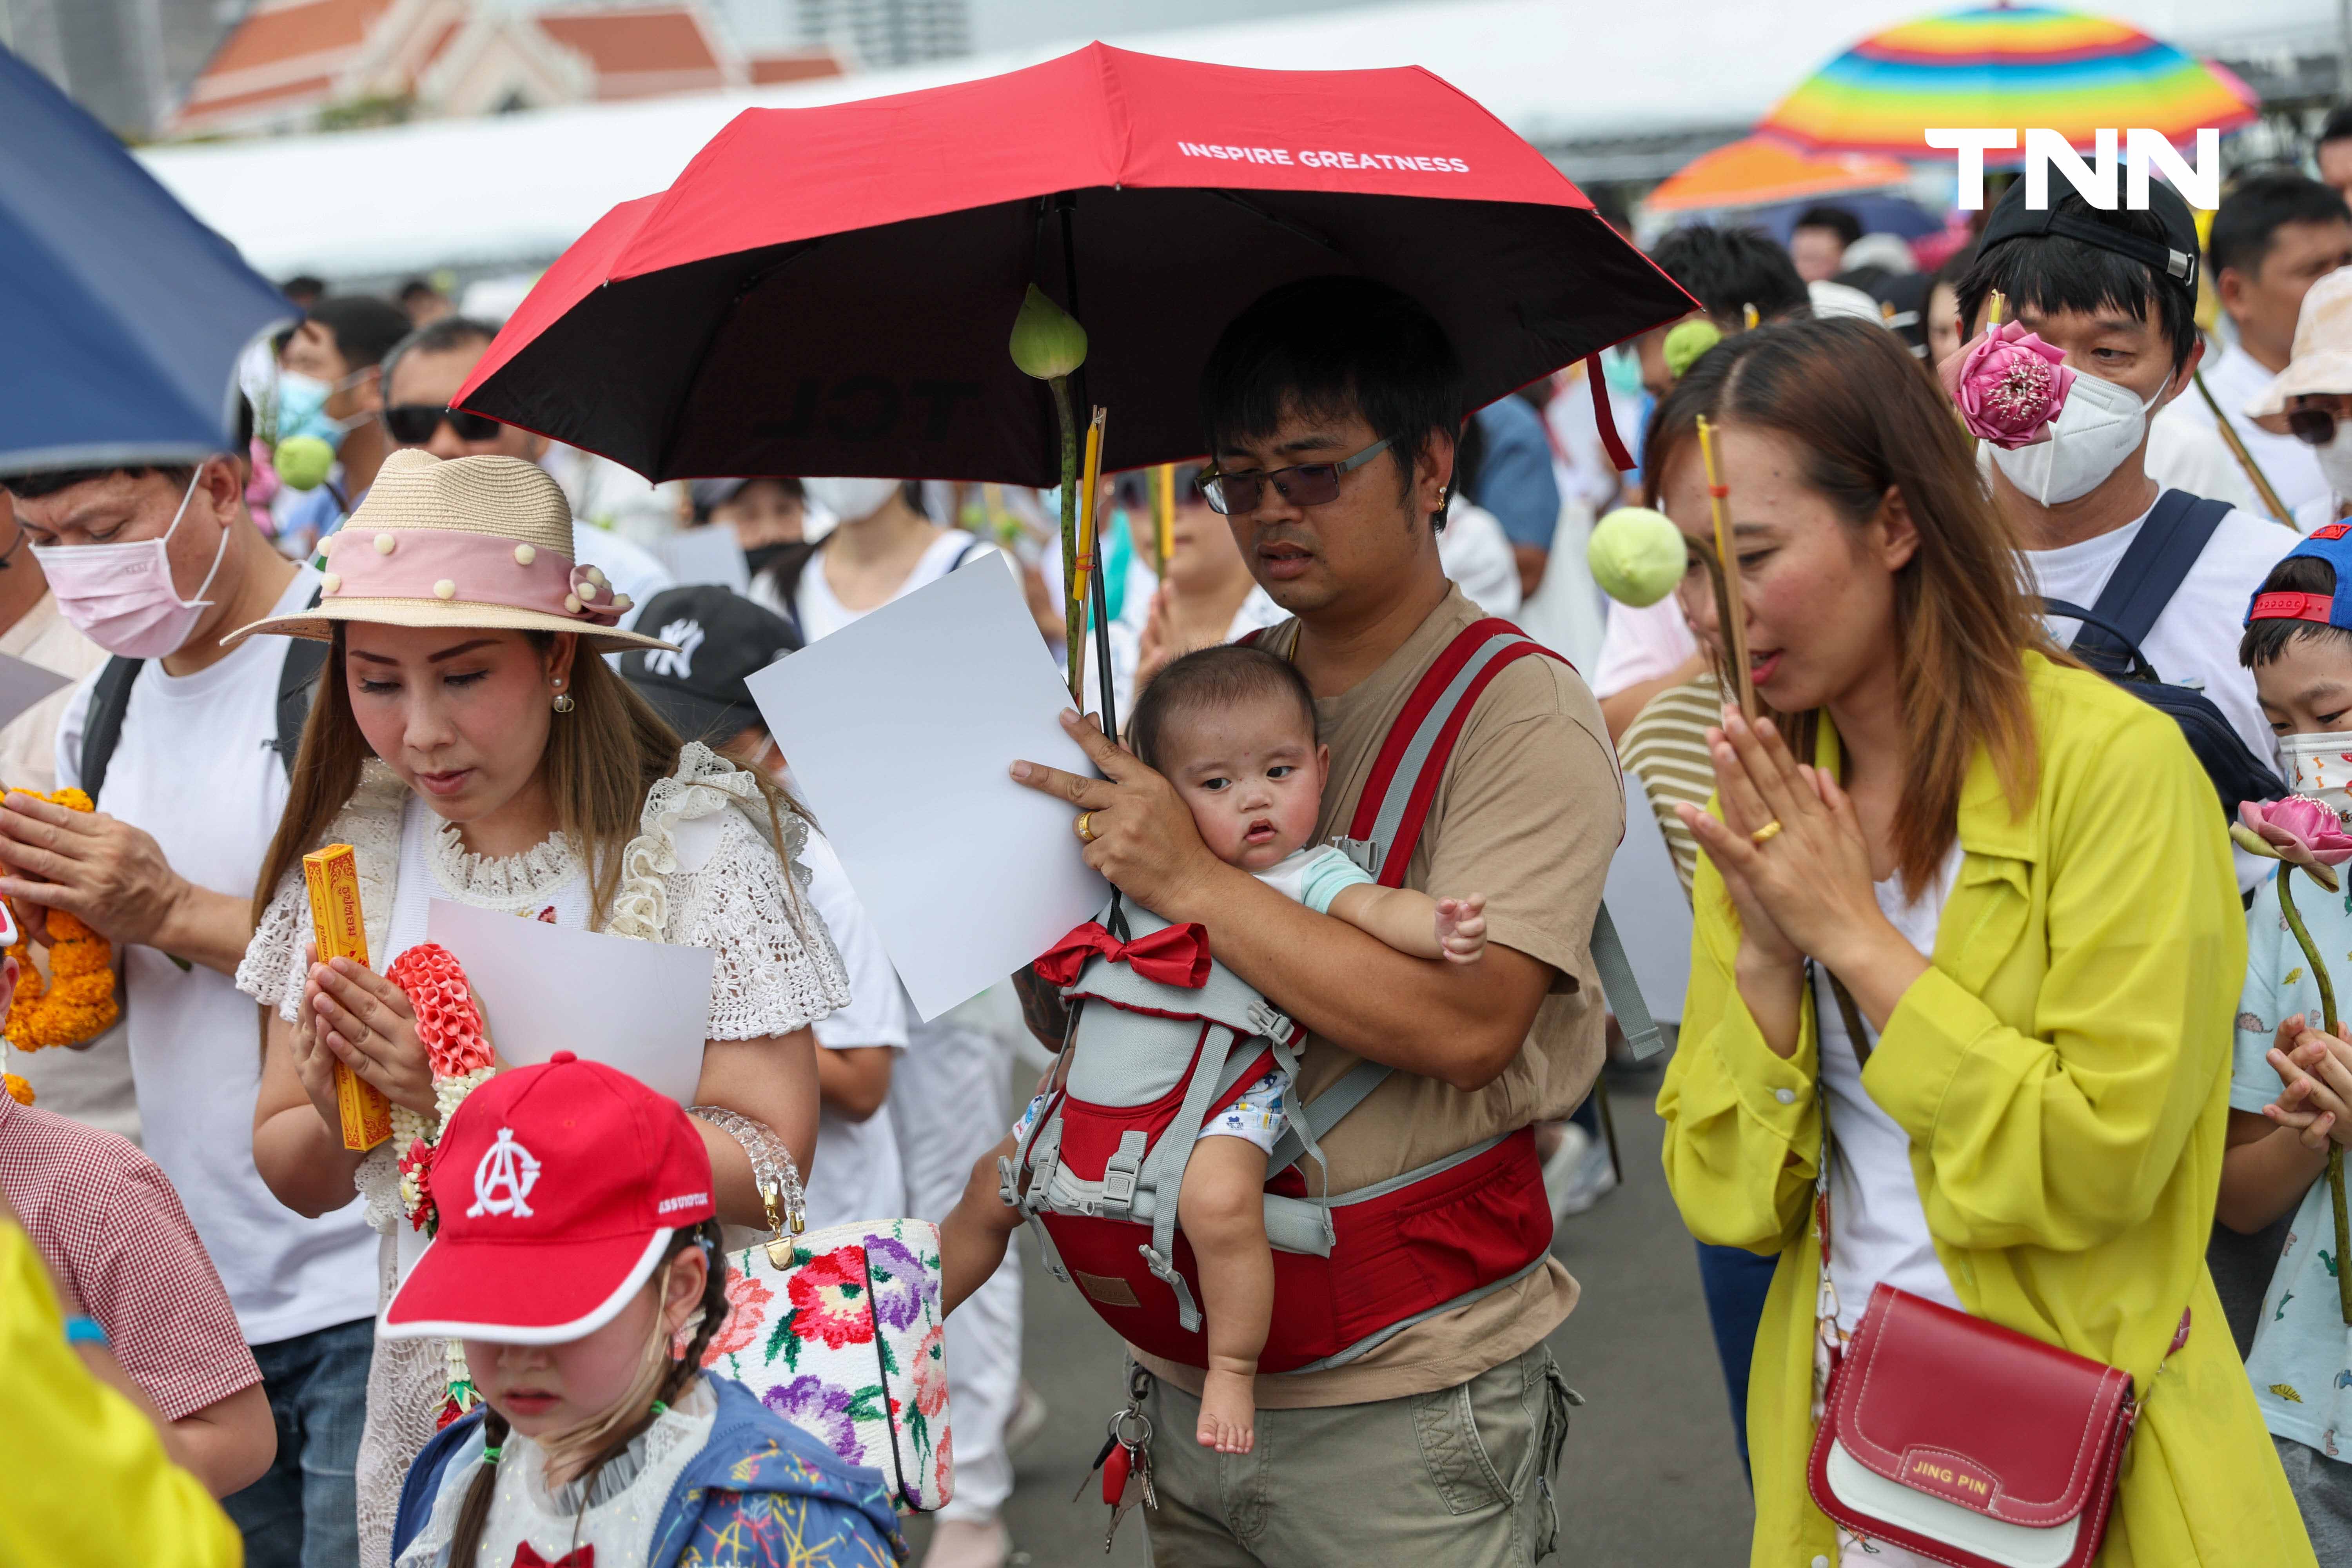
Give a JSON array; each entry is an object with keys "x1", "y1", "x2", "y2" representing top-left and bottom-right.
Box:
[
  {"x1": 1054, "y1": 191, "x2": 1121, "y2": 743},
  {"x1": 1091, "y1": 495, "x2": 1120, "y2": 740}
]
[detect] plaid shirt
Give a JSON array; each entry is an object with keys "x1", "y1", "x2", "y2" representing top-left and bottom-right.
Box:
[{"x1": 0, "y1": 1093, "x2": 259, "y2": 1421}]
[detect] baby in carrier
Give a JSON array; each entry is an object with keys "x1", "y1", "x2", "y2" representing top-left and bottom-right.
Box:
[{"x1": 940, "y1": 644, "x2": 1487, "y2": 1454}]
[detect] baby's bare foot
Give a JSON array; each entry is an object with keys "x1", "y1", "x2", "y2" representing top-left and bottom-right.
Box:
[{"x1": 1197, "y1": 1367, "x2": 1256, "y2": 1454}]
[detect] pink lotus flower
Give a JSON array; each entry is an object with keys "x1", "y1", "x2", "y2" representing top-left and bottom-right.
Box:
[
  {"x1": 2236, "y1": 797, "x2": 2352, "y2": 891},
  {"x1": 1940, "y1": 321, "x2": 2075, "y2": 449}
]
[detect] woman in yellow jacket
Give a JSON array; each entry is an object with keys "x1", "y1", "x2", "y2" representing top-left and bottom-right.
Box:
[{"x1": 1651, "y1": 319, "x2": 2311, "y2": 1566}]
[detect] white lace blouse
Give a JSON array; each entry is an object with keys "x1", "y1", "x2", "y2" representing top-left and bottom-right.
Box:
[{"x1": 237, "y1": 741, "x2": 850, "y2": 1044}]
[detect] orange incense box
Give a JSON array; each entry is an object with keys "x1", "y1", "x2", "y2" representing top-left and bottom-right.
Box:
[{"x1": 303, "y1": 844, "x2": 391, "y2": 1151}]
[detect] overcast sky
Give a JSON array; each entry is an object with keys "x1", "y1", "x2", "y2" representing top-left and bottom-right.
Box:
[{"x1": 965, "y1": 0, "x2": 1376, "y2": 52}]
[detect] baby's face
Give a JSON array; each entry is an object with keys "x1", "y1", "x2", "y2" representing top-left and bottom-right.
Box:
[{"x1": 1160, "y1": 699, "x2": 1328, "y2": 872}]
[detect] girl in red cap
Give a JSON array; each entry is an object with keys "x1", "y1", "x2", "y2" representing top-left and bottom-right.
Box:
[
  {"x1": 384, "y1": 1053, "x2": 901, "y2": 1567},
  {"x1": 233, "y1": 453, "x2": 851, "y2": 1564}
]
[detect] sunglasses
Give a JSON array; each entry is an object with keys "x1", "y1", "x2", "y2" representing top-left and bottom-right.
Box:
[
  {"x1": 1195, "y1": 438, "x2": 1391, "y2": 517},
  {"x1": 2289, "y1": 407, "x2": 2351, "y2": 447},
  {"x1": 381, "y1": 404, "x2": 505, "y2": 445}
]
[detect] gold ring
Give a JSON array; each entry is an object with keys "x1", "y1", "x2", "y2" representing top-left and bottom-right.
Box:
[
  {"x1": 1750, "y1": 820, "x2": 1784, "y2": 846},
  {"x1": 1076, "y1": 811, "x2": 1099, "y2": 844}
]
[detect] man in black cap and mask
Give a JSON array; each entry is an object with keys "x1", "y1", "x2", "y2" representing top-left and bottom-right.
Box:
[
  {"x1": 1956, "y1": 178, "x2": 2296, "y2": 1356},
  {"x1": 1955, "y1": 181, "x2": 2288, "y2": 820}
]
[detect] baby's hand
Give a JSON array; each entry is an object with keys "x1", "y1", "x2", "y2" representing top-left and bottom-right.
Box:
[{"x1": 1436, "y1": 894, "x2": 1487, "y2": 965}]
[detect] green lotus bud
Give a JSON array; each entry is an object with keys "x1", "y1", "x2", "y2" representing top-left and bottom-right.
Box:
[
  {"x1": 1588, "y1": 506, "x2": 1687, "y2": 608},
  {"x1": 274, "y1": 435, "x2": 336, "y2": 492},
  {"x1": 1009, "y1": 284, "x2": 1087, "y2": 381},
  {"x1": 1662, "y1": 318, "x2": 1724, "y2": 380}
]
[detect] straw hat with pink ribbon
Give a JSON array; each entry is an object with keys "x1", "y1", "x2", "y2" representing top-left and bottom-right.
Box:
[{"x1": 230, "y1": 449, "x2": 677, "y2": 652}]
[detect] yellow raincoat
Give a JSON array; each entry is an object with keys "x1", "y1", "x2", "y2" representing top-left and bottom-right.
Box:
[{"x1": 1659, "y1": 653, "x2": 2314, "y2": 1565}]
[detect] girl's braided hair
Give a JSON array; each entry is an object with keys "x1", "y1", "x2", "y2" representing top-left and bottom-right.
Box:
[{"x1": 445, "y1": 1220, "x2": 731, "y2": 1565}]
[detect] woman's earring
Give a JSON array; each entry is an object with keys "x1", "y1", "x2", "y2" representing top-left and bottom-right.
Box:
[{"x1": 552, "y1": 679, "x2": 574, "y2": 715}]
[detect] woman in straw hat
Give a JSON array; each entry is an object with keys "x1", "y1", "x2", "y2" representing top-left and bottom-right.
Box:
[{"x1": 233, "y1": 450, "x2": 850, "y2": 1566}]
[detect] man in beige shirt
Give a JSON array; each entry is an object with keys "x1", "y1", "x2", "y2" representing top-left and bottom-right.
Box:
[
  {"x1": 1014, "y1": 277, "x2": 1620, "y2": 1564},
  {"x1": 0, "y1": 491, "x2": 132, "y2": 1140}
]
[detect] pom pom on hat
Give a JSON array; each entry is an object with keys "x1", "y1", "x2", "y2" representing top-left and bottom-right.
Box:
[{"x1": 1588, "y1": 507, "x2": 1688, "y2": 608}]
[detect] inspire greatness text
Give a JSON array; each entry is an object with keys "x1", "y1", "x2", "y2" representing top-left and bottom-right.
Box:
[{"x1": 1176, "y1": 141, "x2": 1471, "y2": 174}]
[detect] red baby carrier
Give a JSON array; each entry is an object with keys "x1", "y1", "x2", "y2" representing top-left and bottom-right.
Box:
[{"x1": 1002, "y1": 619, "x2": 1660, "y2": 1372}]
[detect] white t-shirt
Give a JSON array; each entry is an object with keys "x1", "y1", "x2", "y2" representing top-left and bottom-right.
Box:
[
  {"x1": 799, "y1": 829, "x2": 909, "y2": 1231},
  {"x1": 55, "y1": 566, "x2": 377, "y2": 1345},
  {"x1": 778, "y1": 528, "x2": 1004, "y2": 644},
  {"x1": 1437, "y1": 498, "x2": 1523, "y2": 618},
  {"x1": 2147, "y1": 399, "x2": 2263, "y2": 517},
  {"x1": 2294, "y1": 493, "x2": 2346, "y2": 534},
  {"x1": 1815, "y1": 844, "x2": 1965, "y2": 1336},
  {"x1": 2168, "y1": 342, "x2": 2327, "y2": 521},
  {"x1": 1591, "y1": 595, "x2": 1701, "y2": 701}
]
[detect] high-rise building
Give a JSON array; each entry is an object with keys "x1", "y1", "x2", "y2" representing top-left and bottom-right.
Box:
[
  {"x1": 794, "y1": 0, "x2": 964, "y2": 70},
  {"x1": 0, "y1": 0, "x2": 237, "y2": 139}
]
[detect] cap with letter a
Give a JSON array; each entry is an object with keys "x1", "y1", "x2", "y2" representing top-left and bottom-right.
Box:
[{"x1": 379, "y1": 1051, "x2": 716, "y2": 1343}]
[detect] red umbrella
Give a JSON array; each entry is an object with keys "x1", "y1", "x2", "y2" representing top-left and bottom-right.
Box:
[{"x1": 457, "y1": 43, "x2": 1690, "y2": 486}]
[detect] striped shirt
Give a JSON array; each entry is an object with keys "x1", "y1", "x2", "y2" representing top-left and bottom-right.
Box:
[{"x1": 1616, "y1": 671, "x2": 1719, "y2": 902}]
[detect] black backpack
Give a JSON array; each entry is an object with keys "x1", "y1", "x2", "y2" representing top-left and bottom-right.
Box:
[
  {"x1": 2041, "y1": 489, "x2": 2287, "y2": 820},
  {"x1": 79, "y1": 590, "x2": 328, "y2": 802}
]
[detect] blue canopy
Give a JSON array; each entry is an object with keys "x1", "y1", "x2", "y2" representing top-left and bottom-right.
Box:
[{"x1": 0, "y1": 45, "x2": 291, "y2": 476}]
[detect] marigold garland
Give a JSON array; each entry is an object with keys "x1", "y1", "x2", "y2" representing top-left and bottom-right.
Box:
[
  {"x1": 4, "y1": 788, "x2": 119, "y2": 1057},
  {"x1": 4, "y1": 1073, "x2": 30, "y2": 1105}
]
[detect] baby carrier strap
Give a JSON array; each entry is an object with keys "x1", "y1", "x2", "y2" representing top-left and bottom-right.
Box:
[{"x1": 1248, "y1": 617, "x2": 1662, "y2": 1179}]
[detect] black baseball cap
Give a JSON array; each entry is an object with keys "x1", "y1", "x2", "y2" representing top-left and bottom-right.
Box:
[
  {"x1": 618, "y1": 584, "x2": 801, "y2": 746},
  {"x1": 1977, "y1": 176, "x2": 2201, "y2": 298}
]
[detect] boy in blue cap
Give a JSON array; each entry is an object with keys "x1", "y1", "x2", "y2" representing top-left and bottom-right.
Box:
[{"x1": 2223, "y1": 522, "x2": 2352, "y2": 1552}]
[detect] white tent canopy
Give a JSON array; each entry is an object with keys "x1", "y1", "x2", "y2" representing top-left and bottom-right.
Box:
[{"x1": 140, "y1": 0, "x2": 2329, "y2": 280}]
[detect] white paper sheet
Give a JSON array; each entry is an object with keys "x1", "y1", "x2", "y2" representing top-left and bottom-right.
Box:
[
  {"x1": 649, "y1": 526, "x2": 751, "y2": 595},
  {"x1": 0, "y1": 653, "x2": 69, "y2": 735},
  {"x1": 744, "y1": 560, "x2": 1107, "y2": 1021},
  {"x1": 425, "y1": 898, "x2": 713, "y2": 1103}
]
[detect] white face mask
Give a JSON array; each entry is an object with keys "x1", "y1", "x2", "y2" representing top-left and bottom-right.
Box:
[
  {"x1": 800, "y1": 477, "x2": 903, "y2": 528},
  {"x1": 2318, "y1": 432, "x2": 2352, "y2": 504},
  {"x1": 1989, "y1": 367, "x2": 2169, "y2": 506},
  {"x1": 29, "y1": 468, "x2": 232, "y2": 658}
]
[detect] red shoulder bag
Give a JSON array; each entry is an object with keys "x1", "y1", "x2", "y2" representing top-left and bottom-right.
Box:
[{"x1": 1803, "y1": 973, "x2": 2182, "y2": 1568}]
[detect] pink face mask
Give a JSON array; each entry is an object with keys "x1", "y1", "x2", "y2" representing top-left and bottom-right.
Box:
[{"x1": 31, "y1": 469, "x2": 232, "y2": 658}]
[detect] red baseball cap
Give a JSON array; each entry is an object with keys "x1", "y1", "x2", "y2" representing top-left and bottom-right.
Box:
[{"x1": 380, "y1": 1052, "x2": 716, "y2": 1343}]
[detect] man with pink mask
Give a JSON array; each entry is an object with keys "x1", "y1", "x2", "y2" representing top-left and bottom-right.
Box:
[{"x1": 0, "y1": 447, "x2": 374, "y2": 1568}]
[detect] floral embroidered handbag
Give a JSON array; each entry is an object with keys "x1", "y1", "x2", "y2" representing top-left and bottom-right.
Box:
[{"x1": 704, "y1": 1214, "x2": 955, "y2": 1514}]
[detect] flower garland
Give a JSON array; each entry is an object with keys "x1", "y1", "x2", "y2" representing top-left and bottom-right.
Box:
[
  {"x1": 381, "y1": 941, "x2": 495, "y2": 1426},
  {"x1": 3, "y1": 789, "x2": 119, "y2": 1069}
]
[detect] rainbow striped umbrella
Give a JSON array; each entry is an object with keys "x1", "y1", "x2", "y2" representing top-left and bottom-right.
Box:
[{"x1": 1757, "y1": 4, "x2": 2257, "y2": 161}]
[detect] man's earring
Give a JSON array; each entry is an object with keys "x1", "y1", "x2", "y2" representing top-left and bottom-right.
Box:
[{"x1": 552, "y1": 678, "x2": 574, "y2": 715}]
